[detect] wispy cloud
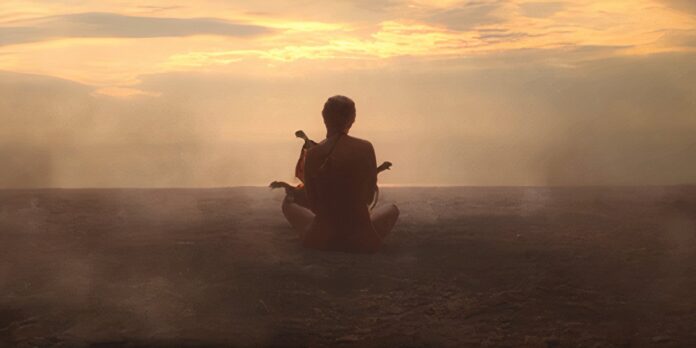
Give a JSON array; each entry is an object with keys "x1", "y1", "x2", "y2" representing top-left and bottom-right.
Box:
[
  {"x1": 427, "y1": 1, "x2": 504, "y2": 31},
  {"x1": 0, "y1": 12, "x2": 270, "y2": 46},
  {"x1": 661, "y1": 0, "x2": 696, "y2": 16},
  {"x1": 0, "y1": 1, "x2": 694, "y2": 88},
  {"x1": 519, "y1": 1, "x2": 565, "y2": 18}
]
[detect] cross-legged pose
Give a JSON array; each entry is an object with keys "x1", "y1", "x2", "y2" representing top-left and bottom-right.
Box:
[{"x1": 272, "y1": 95, "x2": 399, "y2": 253}]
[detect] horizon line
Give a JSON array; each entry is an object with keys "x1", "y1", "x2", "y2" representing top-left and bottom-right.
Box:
[{"x1": 1, "y1": 184, "x2": 694, "y2": 190}]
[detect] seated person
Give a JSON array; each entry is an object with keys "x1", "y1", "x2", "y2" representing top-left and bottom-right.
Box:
[{"x1": 281, "y1": 95, "x2": 399, "y2": 253}]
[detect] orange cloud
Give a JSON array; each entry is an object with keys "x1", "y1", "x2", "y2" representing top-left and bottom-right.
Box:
[{"x1": 0, "y1": 0, "x2": 693, "y2": 92}]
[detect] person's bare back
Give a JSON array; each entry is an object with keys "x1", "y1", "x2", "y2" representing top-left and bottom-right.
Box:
[{"x1": 303, "y1": 134, "x2": 380, "y2": 251}]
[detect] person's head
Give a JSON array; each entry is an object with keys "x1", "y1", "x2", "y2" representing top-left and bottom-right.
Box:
[{"x1": 322, "y1": 95, "x2": 356, "y2": 134}]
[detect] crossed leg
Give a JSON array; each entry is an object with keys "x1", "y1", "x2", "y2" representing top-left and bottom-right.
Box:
[
  {"x1": 282, "y1": 196, "x2": 400, "y2": 240},
  {"x1": 281, "y1": 195, "x2": 314, "y2": 238},
  {"x1": 370, "y1": 203, "x2": 400, "y2": 238}
]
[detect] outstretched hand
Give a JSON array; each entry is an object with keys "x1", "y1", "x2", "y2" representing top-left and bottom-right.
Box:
[
  {"x1": 377, "y1": 161, "x2": 392, "y2": 173},
  {"x1": 269, "y1": 180, "x2": 290, "y2": 189},
  {"x1": 269, "y1": 181, "x2": 295, "y2": 195}
]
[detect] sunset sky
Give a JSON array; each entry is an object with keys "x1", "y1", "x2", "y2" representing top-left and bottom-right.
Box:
[{"x1": 1, "y1": 0, "x2": 695, "y2": 187}]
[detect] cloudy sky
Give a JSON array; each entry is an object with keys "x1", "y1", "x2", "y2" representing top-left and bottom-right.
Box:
[{"x1": 1, "y1": 0, "x2": 695, "y2": 187}]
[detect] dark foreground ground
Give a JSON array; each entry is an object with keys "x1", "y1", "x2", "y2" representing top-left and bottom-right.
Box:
[{"x1": 0, "y1": 187, "x2": 695, "y2": 347}]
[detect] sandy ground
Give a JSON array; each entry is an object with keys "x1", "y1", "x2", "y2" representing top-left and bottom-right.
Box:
[{"x1": 0, "y1": 186, "x2": 695, "y2": 347}]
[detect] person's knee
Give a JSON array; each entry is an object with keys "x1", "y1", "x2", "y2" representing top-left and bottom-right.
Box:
[
  {"x1": 281, "y1": 193, "x2": 293, "y2": 207},
  {"x1": 281, "y1": 195, "x2": 295, "y2": 218},
  {"x1": 387, "y1": 203, "x2": 400, "y2": 227},
  {"x1": 390, "y1": 203, "x2": 400, "y2": 218}
]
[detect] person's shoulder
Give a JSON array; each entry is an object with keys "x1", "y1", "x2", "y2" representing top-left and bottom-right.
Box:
[{"x1": 346, "y1": 135, "x2": 374, "y2": 150}]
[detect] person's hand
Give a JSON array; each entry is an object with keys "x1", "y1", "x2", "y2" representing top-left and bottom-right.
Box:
[
  {"x1": 269, "y1": 181, "x2": 286, "y2": 189},
  {"x1": 270, "y1": 181, "x2": 296, "y2": 196},
  {"x1": 295, "y1": 130, "x2": 308, "y2": 141},
  {"x1": 377, "y1": 161, "x2": 392, "y2": 172}
]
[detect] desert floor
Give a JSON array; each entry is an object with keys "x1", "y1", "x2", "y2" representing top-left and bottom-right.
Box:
[{"x1": 1, "y1": 187, "x2": 695, "y2": 347}]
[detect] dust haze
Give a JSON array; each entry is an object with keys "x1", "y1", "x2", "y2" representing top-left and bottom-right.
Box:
[{"x1": 1, "y1": 51, "x2": 696, "y2": 188}]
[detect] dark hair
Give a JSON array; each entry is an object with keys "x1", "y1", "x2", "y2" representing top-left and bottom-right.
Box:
[{"x1": 322, "y1": 95, "x2": 356, "y2": 131}]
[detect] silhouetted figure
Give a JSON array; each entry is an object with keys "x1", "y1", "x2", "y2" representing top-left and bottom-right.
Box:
[
  {"x1": 270, "y1": 129, "x2": 392, "y2": 210},
  {"x1": 272, "y1": 95, "x2": 399, "y2": 253}
]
